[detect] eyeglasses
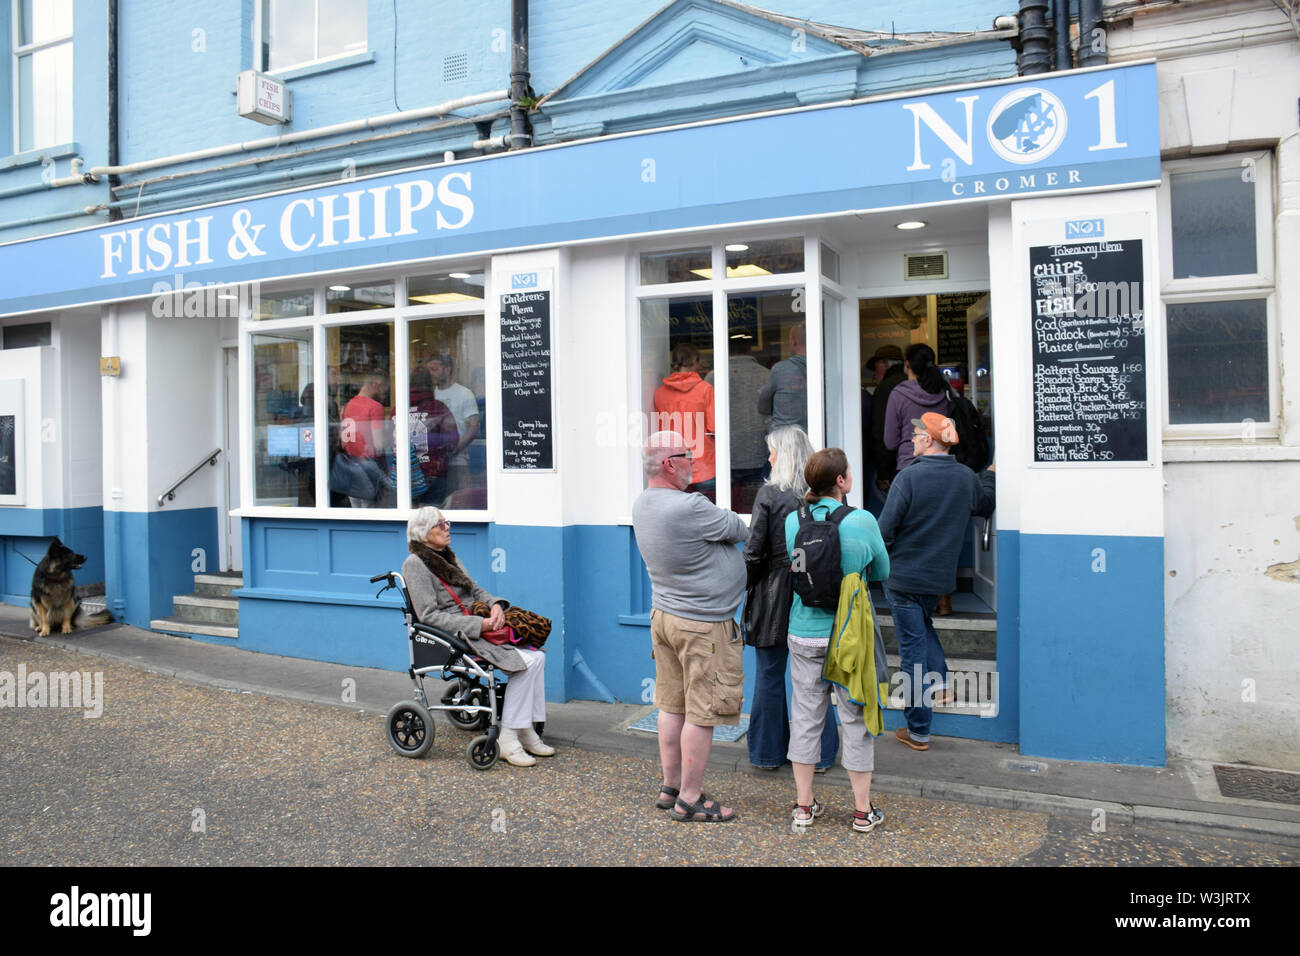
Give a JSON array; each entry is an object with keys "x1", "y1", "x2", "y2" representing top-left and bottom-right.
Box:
[
  {"x1": 666, "y1": 452, "x2": 694, "y2": 463},
  {"x1": 435, "y1": 519, "x2": 451, "y2": 530}
]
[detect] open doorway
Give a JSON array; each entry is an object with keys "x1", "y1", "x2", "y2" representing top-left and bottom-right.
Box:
[{"x1": 857, "y1": 290, "x2": 997, "y2": 666}]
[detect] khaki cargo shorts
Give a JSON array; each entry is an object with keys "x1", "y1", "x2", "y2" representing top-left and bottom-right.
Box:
[{"x1": 650, "y1": 609, "x2": 743, "y2": 727}]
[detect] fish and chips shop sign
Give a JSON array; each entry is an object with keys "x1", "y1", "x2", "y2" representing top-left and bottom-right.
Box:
[{"x1": 0, "y1": 63, "x2": 1158, "y2": 317}]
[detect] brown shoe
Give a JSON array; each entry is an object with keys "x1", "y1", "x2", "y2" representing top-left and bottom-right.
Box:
[
  {"x1": 936, "y1": 594, "x2": 952, "y2": 616},
  {"x1": 895, "y1": 726, "x2": 930, "y2": 751}
]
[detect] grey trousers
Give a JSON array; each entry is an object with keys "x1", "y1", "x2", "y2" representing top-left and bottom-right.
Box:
[{"x1": 786, "y1": 640, "x2": 876, "y2": 772}]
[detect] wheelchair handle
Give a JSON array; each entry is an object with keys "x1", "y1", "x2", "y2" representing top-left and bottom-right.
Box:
[{"x1": 370, "y1": 572, "x2": 391, "y2": 584}]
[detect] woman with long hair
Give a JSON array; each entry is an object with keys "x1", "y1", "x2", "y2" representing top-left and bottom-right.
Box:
[
  {"x1": 782, "y1": 448, "x2": 890, "y2": 832},
  {"x1": 883, "y1": 343, "x2": 949, "y2": 471},
  {"x1": 742, "y1": 426, "x2": 839, "y2": 771}
]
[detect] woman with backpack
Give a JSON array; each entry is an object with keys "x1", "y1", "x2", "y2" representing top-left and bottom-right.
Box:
[
  {"x1": 742, "y1": 426, "x2": 839, "y2": 772},
  {"x1": 782, "y1": 448, "x2": 891, "y2": 832}
]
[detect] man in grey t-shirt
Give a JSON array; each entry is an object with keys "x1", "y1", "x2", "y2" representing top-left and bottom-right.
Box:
[
  {"x1": 758, "y1": 323, "x2": 808, "y2": 431},
  {"x1": 632, "y1": 430, "x2": 747, "y2": 822}
]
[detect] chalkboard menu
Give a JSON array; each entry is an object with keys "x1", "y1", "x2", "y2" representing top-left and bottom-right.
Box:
[
  {"x1": 499, "y1": 290, "x2": 554, "y2": 470},
  {"x1": 936, "y1": 292, "x2": 984, "y2": 366},
  {"x1": 1030, "y1": 239, "x2": 1147, "y2": 463}
]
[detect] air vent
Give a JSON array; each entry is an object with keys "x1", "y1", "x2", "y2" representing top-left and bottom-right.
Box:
[
  {"x1": 442, "y1": 51, "x2": 469, "y2": 83},
  {"x1": 904, "y1": 251, "x2": 949, "y2": 280}
]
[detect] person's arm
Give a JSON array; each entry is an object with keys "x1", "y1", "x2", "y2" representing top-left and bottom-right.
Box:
[
  {"x1": 859, "y1": 515, "x2": 891, "y2": 583},
  {"x1": 757, "y1": 376, "x2": 774, "y2": 415},
  {"x1": 743, "y1": 490, "x2": 771, "y2": 588},
  {"x1": 883, "y1": 391, "x2": 902, "y2": 452},
  {"x1": 972, "y1": 467, "x2": 996, "y2": 519},
  {"x1": 696, "y1": 496, "x2": 748, "y2": 543},
  {"x1": 456, "y1": 413, "x2": 480, "y2": 455},
  {"x1": 876, "y1": 474, "x2": 909, "y2": 548}
]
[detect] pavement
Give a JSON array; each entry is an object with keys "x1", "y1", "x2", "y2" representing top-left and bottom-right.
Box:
[{"x1": 3, "y1": 605, "x2": 1299, "y2": 853}]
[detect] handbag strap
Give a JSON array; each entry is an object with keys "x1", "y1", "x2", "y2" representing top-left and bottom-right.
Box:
[{"x1": 434, "y1": 575, "x2": 470, "y2": 616}]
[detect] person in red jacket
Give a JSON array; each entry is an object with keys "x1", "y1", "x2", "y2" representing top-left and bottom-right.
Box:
[{"x1": 653, "y1": 343, "x2": 717, "y2": 501}]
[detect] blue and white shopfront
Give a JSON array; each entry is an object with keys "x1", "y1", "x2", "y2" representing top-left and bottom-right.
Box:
[{"x1": 0, "y1": 61, "x2": 1169, "y2": 765}]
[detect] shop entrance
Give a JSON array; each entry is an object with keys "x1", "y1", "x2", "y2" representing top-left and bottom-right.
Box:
[{"x1": 854, "y1": 289, "x2": 997, "y2": 667}]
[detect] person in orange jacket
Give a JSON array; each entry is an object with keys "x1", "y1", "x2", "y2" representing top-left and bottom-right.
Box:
[{"x1": 653, "y1": 343, "x2": 717, "y2": 501}]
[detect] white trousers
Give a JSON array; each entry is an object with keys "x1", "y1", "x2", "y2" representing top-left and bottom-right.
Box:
[{"x1": 502, "y1": 647, "x2": 547, "y2": 729}]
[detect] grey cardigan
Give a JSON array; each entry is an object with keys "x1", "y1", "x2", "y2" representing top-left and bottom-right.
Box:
[{"x1": 401, "y1": 553, "x2": 526, "y2": 672}]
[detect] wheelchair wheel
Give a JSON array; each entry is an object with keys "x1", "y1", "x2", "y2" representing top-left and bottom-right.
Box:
[
  {"x1": 386, "y1": 701, "x2": 434, "y2": 758},
  {"x1": 447, "y1": 684, "x2": 490, "y2": 731},
  {"x1": 467, "y1": 734, "x2": 499, "y2": 770}
]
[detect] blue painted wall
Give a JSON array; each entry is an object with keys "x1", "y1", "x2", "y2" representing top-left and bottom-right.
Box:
[
  {"x1": 107, "y1": 507, "x2": 219, "y2": 628},
  {"x1": 0, "y1": 506, "x2": 106, "y2": 605},
  {"x1": 1018, "y1": 532, "x2": 1165, "y2": 765}
]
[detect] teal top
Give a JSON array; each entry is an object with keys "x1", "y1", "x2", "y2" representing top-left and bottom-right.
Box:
[{"x1": 783, "y1": 497, "x2": 890, "y2": 640}]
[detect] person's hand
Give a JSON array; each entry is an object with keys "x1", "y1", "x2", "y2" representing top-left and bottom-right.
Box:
[
  {"x1": 487, "y1": 604, "x2": 506, "y2": 630},
  {"x1": 876, "y1": 479, "x2": 891, "y2": 494},
  {"x1": 987, "y1": 462, "x2": 996, "y2": 473}
]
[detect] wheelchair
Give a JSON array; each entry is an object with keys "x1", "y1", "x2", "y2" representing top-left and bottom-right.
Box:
[{"x1": 371, "y1": 570, "x2": 507, "y2": 770}]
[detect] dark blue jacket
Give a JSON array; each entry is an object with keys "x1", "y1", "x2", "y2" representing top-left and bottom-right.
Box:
[{"x1": 877, "y1": 454, "x2": 995, "y2": 595}]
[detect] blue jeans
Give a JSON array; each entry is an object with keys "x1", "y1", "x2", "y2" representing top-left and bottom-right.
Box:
[
  {"x1": 749, "y1": 643, "x2": 839, "y2": 769},
  {"x1": 885, "y1": 588, "x2": 948, "y2": 741}
]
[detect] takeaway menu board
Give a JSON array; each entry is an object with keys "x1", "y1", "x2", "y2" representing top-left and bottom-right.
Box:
[
  {"x1": 499, "y1": 289, "x2": 554, "y2": 470},
  {"x1": 936, "y1": 291, "x2": 984, "y2": 366},
  {"x1": 1030, "y1": 238, "x2": 1147, "y2": 463}
]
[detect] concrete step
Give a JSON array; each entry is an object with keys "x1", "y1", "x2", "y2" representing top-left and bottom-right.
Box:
[
  {"x1": 172, "y1": 594, "x2": 238, "y2": 627},
  {"x1": 149, "y1": 616, "x2": 239, "y2": 641},
  {"x1": 877, "y1": 612, "x2": 997, "y2": 661},
  {"x1": 882, "y1": 653, "x2": 1000, "y2": 717},
  {"x1": 195, "y1": 573, "x2": 243, "y2": 599}
]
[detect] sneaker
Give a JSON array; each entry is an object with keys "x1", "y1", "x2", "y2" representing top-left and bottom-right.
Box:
[
  {"x1": 499, "y1": 727, "x2": 537, "y2": 767},
  {"x1": 518, "y1": 726, "x2": 555, "y2": 757},
  {"x1": 852, "y1": 804, "x2": 884, "y2": 833},
  {"x1": 791, "y1": 800, "x2": 824, "y2": 827}
]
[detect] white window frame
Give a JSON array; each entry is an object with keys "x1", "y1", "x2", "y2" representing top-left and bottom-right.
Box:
[
  {"x1": 1158, "y1": 150, "x2": 1278, "y2": 442},
  {"x1": 11, "y1": 0, "x2": 73, "y2": 153},
  {"x1": 629, "y1": 230, "x2": 818, "y2": 515},
  {"x1": 255, "y1": 0, "x2": 369, "y2": 75},
  {"x1": 240, "y1": 264, "x2": 490, "y2": 521}
]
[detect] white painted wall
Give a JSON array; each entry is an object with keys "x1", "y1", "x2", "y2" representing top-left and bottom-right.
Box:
[
  {"x1": 1109, "y1": 0, "x2": 1300, "y2": 768},
  {"x1": 60, "y1": 313, "x2": 105, "y2": 512},
  {"x1": 0, "y1": 347, "x2": 47, "y2": 509}
]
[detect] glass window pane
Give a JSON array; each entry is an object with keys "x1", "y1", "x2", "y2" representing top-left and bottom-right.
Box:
[
  {"x1": 641, "y1": 296, "x2": 716, "y2": 502},
  {"x1": 640, "y1": 248, "x2": 711, "y2": 285},
  {"x1": 318, "y1": 0, "x2": 367, "y2": 58},
  {"x1": 726, "y1": 288, "x2": 806, "y2": 513},
  {"x1": 18, "y1": 44, "x2": 73, "y2": 152},
  {"x1": 19, "y1": 0, "x2": 73, "y2": 46},
  {"x1": 407, "y1": 272, "x2": 484, "y2": 305},
  {"x1": 2, "y1": 322, "x2": 51, "y2": 348},
  {"x1": 255, "y1": 288, "x2": 314, "y2": 320},
  {"x1": 822, "y1": 297, "x2": 842, "y2": 450},
  {"x1": 267, "y1": 0, "x2": 316, "y2": 70},
  {"x1": 326, "y1": 281, "x2": 394, "y2": 312},
  {"x1": 725, "y1": 237, "x2": 804, "y2": 278},
  {"x1": 327, "y1": 323, "x2": 395, "y2": 507},
  {"x1": 1171, "y1": 167, "x2": 1257, "y2": 279},
  {"x1": 409, "y1": 317, "x2": 487, "y2": 510},
  {"x1": 253, "y1": 331, "x2": 315, "y2": 506},
  {"x1": 1166, "y1": 299, "x2": 1268, "y2": 425}
]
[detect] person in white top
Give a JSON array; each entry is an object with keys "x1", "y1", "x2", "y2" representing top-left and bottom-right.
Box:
[{"x1": 425, "y1": 352, "x2": 481, "y2": 502}]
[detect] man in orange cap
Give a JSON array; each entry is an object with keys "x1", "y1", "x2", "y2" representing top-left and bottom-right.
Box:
[{"x1": 878, "y1": 412, "x2": 995, "y2": 751}]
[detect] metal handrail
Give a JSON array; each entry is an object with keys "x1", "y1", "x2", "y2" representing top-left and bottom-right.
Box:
[{"x1": 157, "y1": 448, "x2": 222, "y2": 507}]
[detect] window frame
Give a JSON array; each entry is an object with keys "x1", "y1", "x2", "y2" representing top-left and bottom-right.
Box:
[
  {"x1": 11, "y1": 0, "x2": 73, "y2": 154},
  {"x1": 255, "y1": 0, "x2": 369, "y2": 76},
  {"x1": 240, "y1": 265, "x2": 490, "y2": 520},
  {"x1": 1157, "y1": 151, "x2": 1278, "y2": 441}
]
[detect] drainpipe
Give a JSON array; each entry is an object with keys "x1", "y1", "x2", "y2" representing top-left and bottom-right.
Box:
[
  {"x1": 1077, "y1": 0, "x2": 1108, "y2": 68},
  {"x1": 1051, "y1": 0, "x2": 1072, "y2": 70},
  {"x1": 107, "y1": 0, "x2": 121, "y2": 219},
  {"x1": 1016, "y1": 1, "x2": 1052, "y2": 75},
  {"x1": 509, "y1": 0, "x2": 532, "y2": 150}
]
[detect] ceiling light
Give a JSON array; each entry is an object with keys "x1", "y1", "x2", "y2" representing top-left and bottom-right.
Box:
[
  {"x1": 724, "y1": 243, "x2": 749, "y2": 252},
  {"x1": 329, "y1": 285, "x2": 351, "y2": 292},
  {"x1": 448, "y1": 272, "x2": 472, "y2": 279},
  {"x1": 896, "y1": 221, "x2": 927, "y2": 230}
]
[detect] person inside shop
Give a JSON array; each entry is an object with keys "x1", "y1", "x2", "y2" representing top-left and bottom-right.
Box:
[
  {"x1": 653, "y1": 342, "x2": 717, "y2": 501},
  {"x1": 758, "y1": 323, "x2": 808, "y2": 432},
  {"x1": 425, "y1": 352, "x2": 481, "y2": 505},
  {"x1": 867, "y1": 344, "x2": 906, "y2": 503},
  {"x1": 707, "y1": 336, "x2": 769, "y2": 511},
  {"x1": 401, "y1": 507, "x2": 554, "y2": 767},
  {"x1": 339, "y1": 370, "x2": 391, "y2": 508},
  {"x1": 409, "y1": 364, "x2": 459, "y2": 507}
]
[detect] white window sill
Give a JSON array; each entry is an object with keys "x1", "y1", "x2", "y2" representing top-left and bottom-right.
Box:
[
  {"x1": 269, "y1": 51, "x2": 376, "y2": 82},
  {"x1": 1162, "y1": 442, "x2": 1300, "y2": 463}
]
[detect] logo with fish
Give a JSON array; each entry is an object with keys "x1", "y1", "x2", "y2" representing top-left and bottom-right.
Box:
[{"x1": 986, "y1": 87, "x2": 1068, "y2": 165}]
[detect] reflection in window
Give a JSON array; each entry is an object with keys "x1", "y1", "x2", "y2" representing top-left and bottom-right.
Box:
[
  {"x1": 409, "y1": 316, "x2": 487, "y2": 510},
  {"x1": 724, "y1": 237, "x2": 804, "y2": 278},
  {"x1": 1166, "y1": 299, "x2": 1268, "y2": 425},
  {"x1": 15, "y1": 0, "x2": 74, "y2": 152},
  {"x1": 326, "y1": 281, "x2": 394, "y2": 313},
  {"x1": 255, "y1": 288, "x2": 314, "y2": 321},
  {"x1": 264, "y1": 0, "x2": 368, "y2": 71},
  {"x1": 641, "y1": 297, "x2": 716, "y2": 502},
  {"x1": 408, "y1": 272, "x2": 485, "y2": 304},
  {"x1": 253, "y1": 331, "x2": 315, "y2": 506},
  {"x1": 640, "y1": 248, "x2": 711, "y2": 285},
  {"x1": 327, "y1": 324, "x2": 394, "y2": 508}
]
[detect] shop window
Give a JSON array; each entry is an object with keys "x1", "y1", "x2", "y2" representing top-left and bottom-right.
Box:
[
  {"x1": 254, "y1": 288, "x2": 313, "y2": 321},
  {"x1": 326, "y1": 280, "x2": 393, "y2": 313},
  {"x1": 253, "y1": 331, "x2": 314, "y2": 506},
  {"x1": 327, "y1": 323, "x2": 394, "y2": 508},
  {"x1": 13, "y1": 0, "x2": 73, "y2": 152},
  {"x1": 1160, "y1": 152, "x2": 1276, "y2": 435},
  {"x1": 260, "y1": 0, "x2": 367, "y2": 72},
  {"x1": 640, "y1": 248, "x2": 710, "y2": 285},
  {"x1": 724, "y1": 237, "x2": 803, "y2": 278},
  {"x1": 408, "y1": 272, "x2": 484, "y2": 304},
  {"x1": 1, "y1": 321, "x2": 50, "y2": 348},
  {"x1": 408, "y1": 312, "x2": 487, "y2": 510}
]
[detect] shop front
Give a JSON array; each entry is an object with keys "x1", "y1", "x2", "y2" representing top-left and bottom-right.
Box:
[{"x1": 0, "y1": 60, "x2": 1166, "y2": 764}]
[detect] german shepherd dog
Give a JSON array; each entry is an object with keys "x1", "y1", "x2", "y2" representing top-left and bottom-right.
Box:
[{"x1": 29, "y1": 537, "x2": 113, "y2": 636}]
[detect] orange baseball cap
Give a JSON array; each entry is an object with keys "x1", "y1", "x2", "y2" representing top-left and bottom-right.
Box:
[{"x1": 911, "y1": 413, "x2": 959, "y2": 446}]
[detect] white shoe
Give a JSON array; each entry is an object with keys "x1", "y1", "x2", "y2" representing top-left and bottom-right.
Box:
[
  {"x1": 499, "y1": 727, "x2": 536, "y2": 767},
  {"x1": 518, "y1": 726, "x2": 555, "y2": 757}
]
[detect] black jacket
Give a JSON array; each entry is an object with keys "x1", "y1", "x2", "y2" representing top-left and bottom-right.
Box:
[
  {"x1": 742, "y1": 483, "x2": 800, "y2": 648},
  {"x1": 870, "y1": 364, "x2": 907, "y2": 481}
]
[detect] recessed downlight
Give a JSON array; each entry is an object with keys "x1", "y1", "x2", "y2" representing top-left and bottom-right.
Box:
[
  {"x1": 448, "y1": 272, "x2": 471, "y2": 279},
  {"x1": 896, "y1": 221, "x2": 927, "y2": 230},
  {"x1": 329, "y1": 285, "x2": 351, "y2": 292},
  {"x1": 724, "y1": 243, "x2": 749, "y2": 252}
]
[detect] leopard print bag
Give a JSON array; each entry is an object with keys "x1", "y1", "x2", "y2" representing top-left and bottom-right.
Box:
[{"x1": 470, "y1": 602, "x2": 551, "y2": 648}]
